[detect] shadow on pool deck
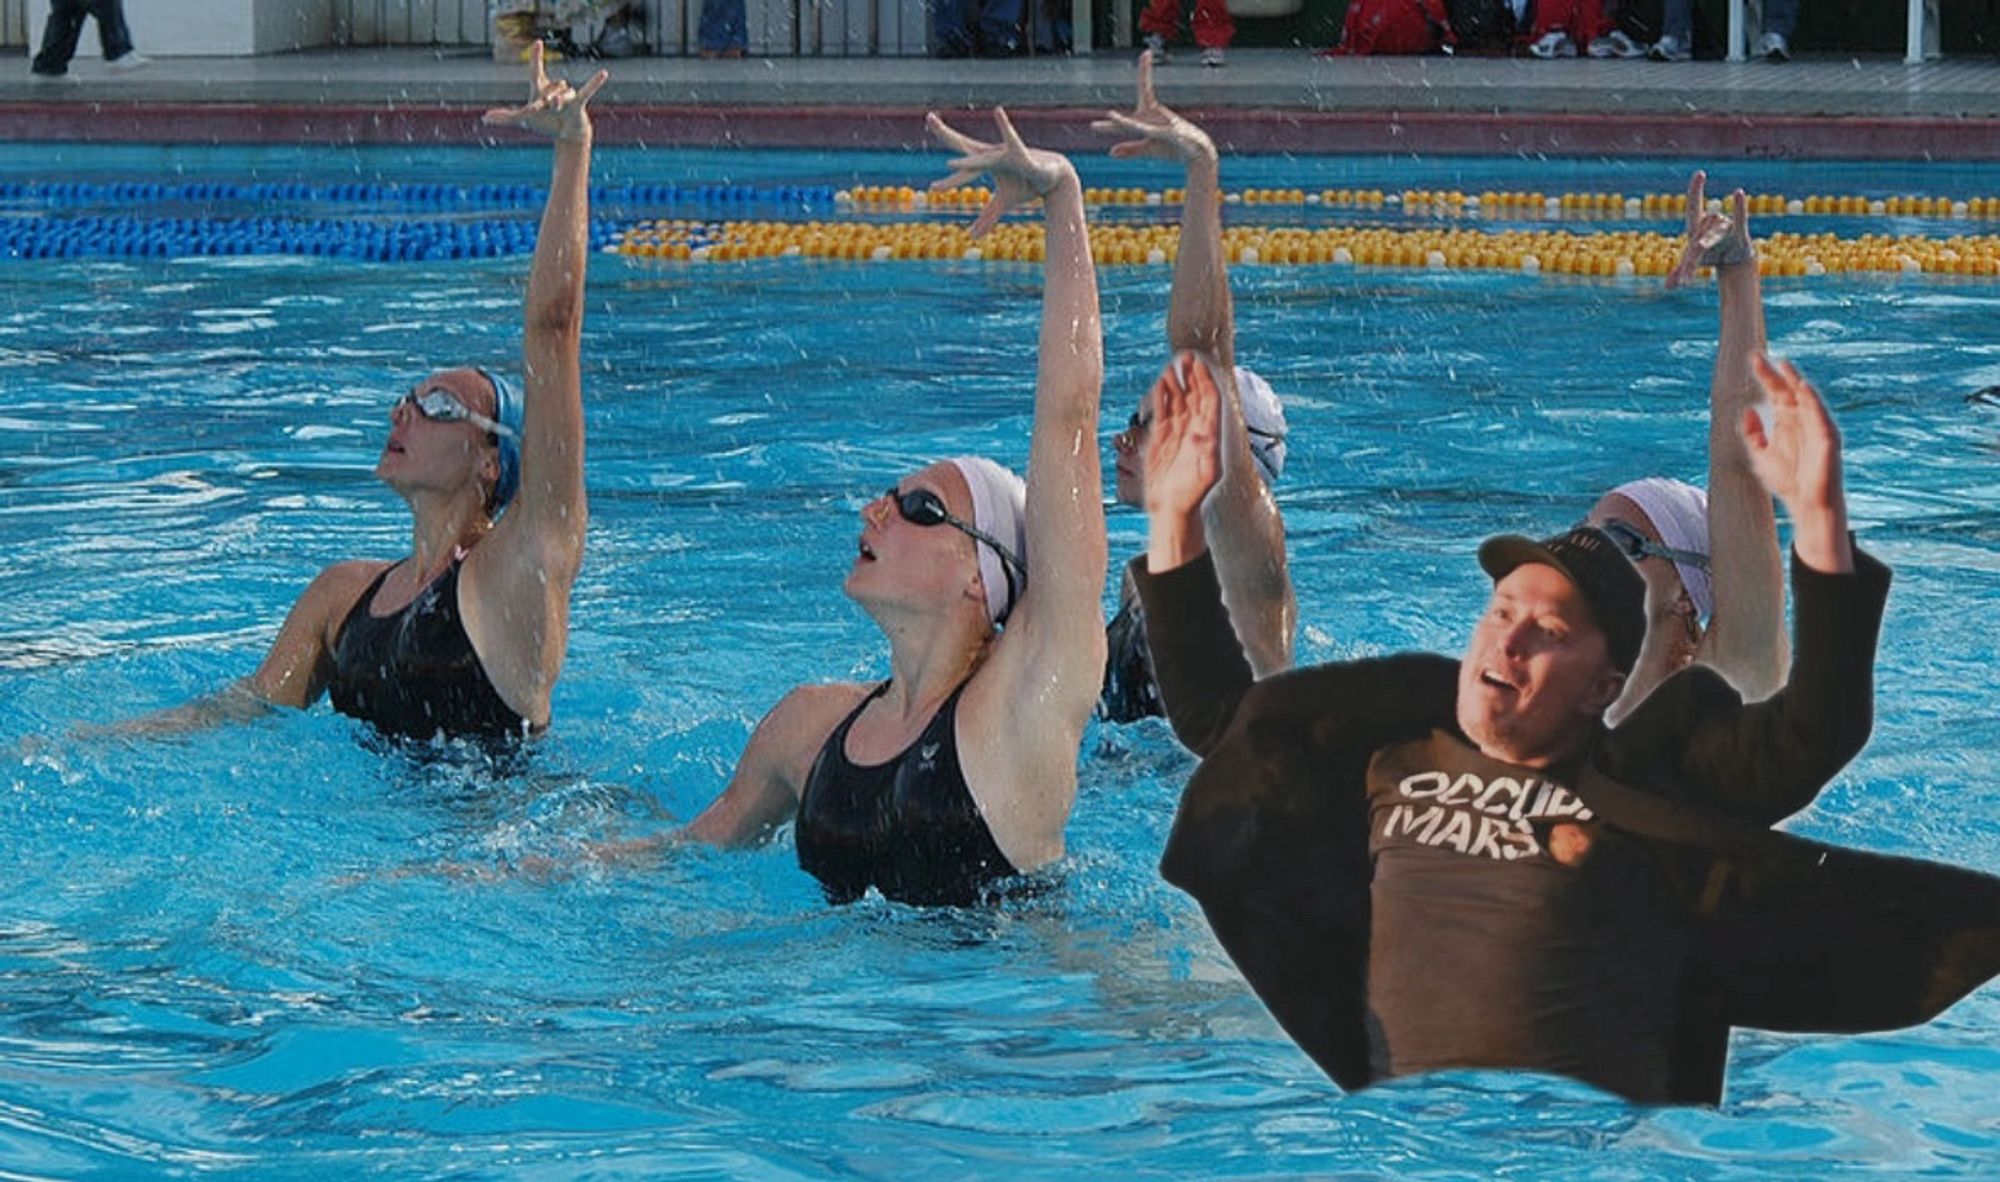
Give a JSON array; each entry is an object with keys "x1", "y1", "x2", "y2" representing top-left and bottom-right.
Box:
[{"x1": 3, "y1": 46, "x2": 1999, "y2": 157}]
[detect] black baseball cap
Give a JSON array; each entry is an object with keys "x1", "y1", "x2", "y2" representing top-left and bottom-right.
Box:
[{"x1": 1477, "y1": 526, "x2": 1647, "y2": 674}]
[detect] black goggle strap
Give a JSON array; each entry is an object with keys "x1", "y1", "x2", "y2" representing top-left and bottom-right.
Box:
[{"x1": 1597, "y1": 519, "x2": 1711, "y2": 572}]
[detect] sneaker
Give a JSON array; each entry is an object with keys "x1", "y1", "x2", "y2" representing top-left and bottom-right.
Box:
[
  {"x1": 29, "y1": 68, "x2": 78, "y2": 84},
  {"x1": 105, "y1": 51, "x2": 149, "y2": 70},
  {"x1": 1528, "y1": 31, "x2": 1576, "y2": 59},
  {"x1": 1587, "y1": 30, "x2": 1644, "y2": 59},
  {"x1": 1143, "y1": 32, "x2": 1169, "y2": 62},
  {"x1": 1200, "y1": 46, "x2": 1225, "y2": 68},
  {"x1": 1755, "y1": 31, "x2": 1790, "y2": 61},
  {"x1": 1648, "y1": 35, "x2": 1690, "y2": 61}
]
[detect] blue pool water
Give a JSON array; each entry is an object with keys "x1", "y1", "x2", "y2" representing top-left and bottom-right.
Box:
[{"x1": 3, "y1": 144, "x2": 1999, "y2": 1179}]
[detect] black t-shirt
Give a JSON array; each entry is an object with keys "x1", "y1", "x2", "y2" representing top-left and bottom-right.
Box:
[{"x1": 1365, "y1": 730, "x2": 1688, "y2": 1101}]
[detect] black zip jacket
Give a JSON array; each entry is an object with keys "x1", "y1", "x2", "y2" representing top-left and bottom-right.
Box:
[{"x1": 1134, "y1": 545, "x2": 2000, "y2": 1104}]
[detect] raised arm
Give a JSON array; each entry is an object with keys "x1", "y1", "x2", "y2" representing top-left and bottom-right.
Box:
[
  {"x1": 928, "y1": 109, "x2": 1106, "y2": 850},
  {"x1": 1647, "y1": 356, "x2": 1874, "y2": 825},
  {"x1": 461, "y1": 44, "x2": 607, "y2": 724},
  {"x1": 1096, "y1": 53, "x2": 1234, "y2": 366},
  {"x1": 1097, "y1": 55, "x2": 1293, "y2": 676},
  {"x1": 1670, "y1": 171, "x2": 1787, "y2": 699}
]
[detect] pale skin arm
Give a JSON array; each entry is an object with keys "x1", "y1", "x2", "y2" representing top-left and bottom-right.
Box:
[
  {"x1": 1669, "y1": 170, "x2": 1788, "y2": 699},
  {"x1": 680, "y1": 685, "x2": 867, "y2": 848},
  {"x1": 1745, "y1": 354, "x2": 1853, "y2": 575},
  {"x1": 460, "y1": 43, "x2": 608, "y2": 727},
  {"x1": 399, "y1": 684, "x2": 866, "y2": 878},
  {"x1": 82, "y1": 559, "x2": 386, "y2": 739},
  {"x1": 928, "y1": 109, "x2": 1107, "y2": 869},
  {"x1": 1095, "y1": 52, "x2": 1294, "y2": 676}
]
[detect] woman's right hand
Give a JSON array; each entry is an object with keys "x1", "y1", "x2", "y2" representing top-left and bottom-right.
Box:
[
  {"x1": 1668, "y1": 170, "x2": 1754, "y2": 289},
  {"x1": 482, "y1": 41, "x2": 608, "y2": 143}
]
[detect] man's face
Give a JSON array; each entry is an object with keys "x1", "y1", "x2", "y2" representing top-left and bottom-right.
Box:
[{"x1": 1456, "y1": 563, "x2": 1624, "y2": 768}]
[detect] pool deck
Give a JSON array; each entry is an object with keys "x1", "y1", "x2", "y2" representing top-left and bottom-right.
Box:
[{"x1": 4, "y1": 46, "x2": 2000, "y2": 158}]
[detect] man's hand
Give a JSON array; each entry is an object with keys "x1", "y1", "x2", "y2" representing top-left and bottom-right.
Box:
[
  {"x1": 1746, "y1": 354, "x2": 1853, "y2": 573},
  {"x1": 1145, "y1": 352, "x2": 1223, "y2": 524}
]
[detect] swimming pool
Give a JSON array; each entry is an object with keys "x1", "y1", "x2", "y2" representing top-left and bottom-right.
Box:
[{"x1": 4, "y1": 143, "x2": 1998, "y2": 1179}]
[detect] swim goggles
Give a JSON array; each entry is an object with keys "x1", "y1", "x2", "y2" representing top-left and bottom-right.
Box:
[
  {"x1": 400, "y1": 385, "x2": 518, "y2": 440},
  {"x1": 1596, "y1": 518, "x2": 1711, "y2": 572},
  {"x1": 887, "y1": 485, "x2": 1027, "y2": 605}
]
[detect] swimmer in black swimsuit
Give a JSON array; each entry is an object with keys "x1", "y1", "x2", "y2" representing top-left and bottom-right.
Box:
[
  {"x1": 99, "y1": 46, "x2": 603, "y2": 743},
  {"x1": 673, "y1": 111, "x2": 1108, "y2": 906},
  {"x1": 1093, "y1": 56, "x2": 1295, "y2": 723}
]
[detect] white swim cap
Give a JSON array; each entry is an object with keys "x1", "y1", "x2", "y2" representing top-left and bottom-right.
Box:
[
  {"x1": 946, "y1": 456, "x2": 1028, "y2": 626},
  {"x1": 1234, "y1": 366, "x2": 1287, "y2": 484},
  {"x1": 1611, "y1": 476, "x2": 1713, "y2": 620}
]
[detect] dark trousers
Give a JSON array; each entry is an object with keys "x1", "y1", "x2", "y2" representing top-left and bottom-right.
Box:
[
  {"x1": 32, "y1": 0, "x2": 135, "y2": 75},
  {"x1": 932, "y1": 0, "x2": 1027, "y2": 56}
]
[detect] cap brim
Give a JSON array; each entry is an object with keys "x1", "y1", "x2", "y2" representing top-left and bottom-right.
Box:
[{"x1": 1478, "y1": 534, "x2": 1580, "y2": 588}]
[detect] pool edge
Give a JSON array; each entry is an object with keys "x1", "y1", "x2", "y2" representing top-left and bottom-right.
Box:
[{"x1": 4, "y1": 104, "x2": 2000, "y2": 160}]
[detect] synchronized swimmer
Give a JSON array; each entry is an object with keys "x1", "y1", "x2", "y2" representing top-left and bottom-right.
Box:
[
  {"x1": 77, "y1": 53, "x2": 2000, "y2": 1107},
  {"x1": 101, "y1": 45, "x2": 603, "y2": 744}
]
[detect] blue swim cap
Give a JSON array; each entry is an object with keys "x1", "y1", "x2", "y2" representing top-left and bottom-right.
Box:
[{"x1": 475, "y1": 366, "x2": 523, "y2": 512}]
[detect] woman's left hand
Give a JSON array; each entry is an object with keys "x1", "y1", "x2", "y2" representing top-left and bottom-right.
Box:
[
  {"x1": 1091, "y1": 50, "x2": 1215, "y2": 165},
  {"x1": 927, "y1": 108, "x2": 1075, "y2": 238},
  {"x1": 483, "y1": 41, "x2": 608, "y2": 142}
]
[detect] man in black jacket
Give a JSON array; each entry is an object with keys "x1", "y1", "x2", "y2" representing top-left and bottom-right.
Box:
[{"x1": 1132, "y1": 350, "x2": 2000, "y2": 1104}]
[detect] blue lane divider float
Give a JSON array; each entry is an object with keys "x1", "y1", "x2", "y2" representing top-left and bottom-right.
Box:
[
  {"x1": 0, "y1": 180, "x2": 839, "y2": 215},
  {"x1": 0, "y1": 213, "x2": 641, "y2": 262}
]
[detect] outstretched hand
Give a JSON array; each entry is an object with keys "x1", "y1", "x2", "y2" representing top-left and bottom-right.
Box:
[
  {"x1": 1144, "y1": 352, "x2": 1223, "y2": 523},
  {"x1": 1090, "y1": 51, "x2": 1216, "y2": 164},
  {"x1": 482, "y1": 41, "x2": 608, "y2": 142},
  {"x1": 1745, "y1": 353, "x2": 1853, "y2": 571},
  {"x1": 927, "y1": 108, "x2": 1075, "y2": 238},
  {"x1": 1667, "y1": 170, "x2": 1754, "y2": 289}
]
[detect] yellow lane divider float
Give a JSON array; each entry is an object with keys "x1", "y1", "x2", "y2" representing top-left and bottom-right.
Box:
[
  {"x1": 613, "y1": 219, "x2": 2000, "y2": 277},
  {"x1": 839, "y1": 186, "x2": 2000, "y2": 222}
]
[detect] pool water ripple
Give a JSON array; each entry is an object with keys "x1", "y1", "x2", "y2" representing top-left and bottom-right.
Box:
[{"x1": 4, "y1": 147, "x2": 2000, "y2": 1177}]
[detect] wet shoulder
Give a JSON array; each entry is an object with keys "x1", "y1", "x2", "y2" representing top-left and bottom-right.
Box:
[{"x1": 764, "y1": 682, "x2": 877, "y2": 780}]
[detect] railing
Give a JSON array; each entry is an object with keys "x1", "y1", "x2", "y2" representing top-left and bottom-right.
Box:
[
  {"x1": 327, "y1": 0, "x2": 937, "y2": 55},
  {"x1": 2, "y1": 0, "x2": 27, "y2": 51},
  {"x1": 1721, "y1": 0, "x2": 1937, "y2": 64},
  {"x1": 331, "y1": 0, "x2": 491, "y2": 45},
  {"x1": 0, "y1": 0, "x2": 1942, "y2": 61}
]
